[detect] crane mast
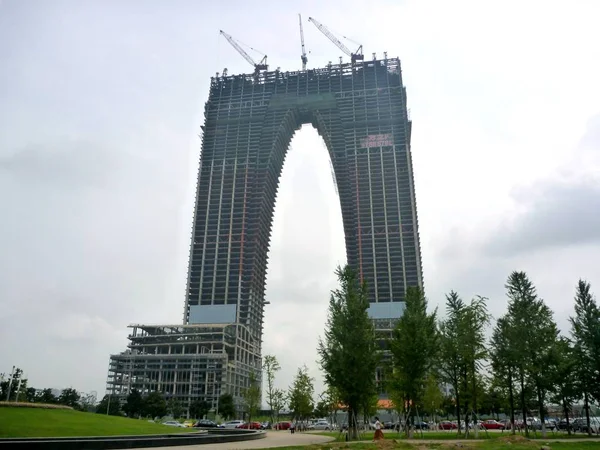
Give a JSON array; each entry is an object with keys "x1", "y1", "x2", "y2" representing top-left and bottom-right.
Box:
[
  {"x1": 308, "y1": 17, "x2": 364, "y2": 63},
  {"x1": 298, "y1": 14, "x2": 308, "y2": 70},
  {"x1": 219, "y1": 30, "x2": 268, "y2": 76}
]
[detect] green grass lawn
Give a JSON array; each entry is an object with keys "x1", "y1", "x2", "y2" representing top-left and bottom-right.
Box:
[
  {"x1": 0, "y1": 407, "x2": 199, "y2": 438},
  {"x1": 269, "y1": 440, "x2": 600, "y2": 450},
  {"x1": 316, "y1": 430, "x2": 600, "y2": 442}
]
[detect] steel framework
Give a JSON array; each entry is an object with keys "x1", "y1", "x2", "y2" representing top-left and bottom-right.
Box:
[{"x1": 184, "y1": 57, "x2": 423, "y2": 343}]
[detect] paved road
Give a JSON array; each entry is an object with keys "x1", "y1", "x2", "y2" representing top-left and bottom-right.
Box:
[{"x1": 153, "y1": 431, "x2": 335, "y2": 450}]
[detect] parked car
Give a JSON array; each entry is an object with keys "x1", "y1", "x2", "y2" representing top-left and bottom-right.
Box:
[
  {"x1": 222, "y1": 420, "x2": 245, "y2": 429},
  {"x1": 313, "y1": 420, "x2": 334, "y2": 430},
  {"x1": 439, "y1": 421, "x2": 457, "y2": 430},
  {"x1": 414, "y1": 421, "x2": 429, "y2": 430},
  {"x1": 481, "y1": 420, "x2": 506, "y2": 430},
  {"x1": 274, "y1": 421, "x2": 292, "y2": 430},
  {"x1": 162, "y1": 421, "x2": 186, "y2": 428},
  {"x1": 194, "y1": 419, "x2": 218, "y2": 428},
  {"x1": 557, "y1": 418, "x2": 574, "y2": 431},
  {"x1": 237, "y1": 421, "x2": 262, "y2": 430}
]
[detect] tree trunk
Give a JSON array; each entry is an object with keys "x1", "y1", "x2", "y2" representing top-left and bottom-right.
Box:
[
  {"x1": 508, "y1": 373, "x2": 516, "y2": 435},
  {"x1": 520, "y1": 371, "x2": 528, "y2": 437},
  {"x1": 584, "y1": 392, "x2": 591, "y2": 436},
  {"x1": 472, "y1": 366, "x2": 478, "y2": 439},
  {"x1": 537, "y1": 388, "x2": 546, "y2": 438},
  {"x1": 455, "y1": 388, "x2": 461, "y2": 434},
  {"x1": 563, "y1": 398, "x2": 571, "y2": 436},
  {"x1": 349, "y1": 408, "x2": 359, "y2": 440}
]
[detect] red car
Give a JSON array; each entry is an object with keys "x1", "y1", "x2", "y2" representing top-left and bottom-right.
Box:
[
  {"x1": 274, "y1": 421, "x2": 292, "y2": 430},
  {"x1": 481, "y1": 420, "x2": 505, "y2": 430},
  {"x1": 237, "y1": 421, "x2": 262, "y2": 430},
  {"x1": 439, "y1": 421, "x2": 458, "y2": 430}
]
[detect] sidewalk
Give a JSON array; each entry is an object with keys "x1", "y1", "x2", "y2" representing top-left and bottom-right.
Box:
[{"x1": 151, "y1": 431, "x2": 335, "y2": 450}]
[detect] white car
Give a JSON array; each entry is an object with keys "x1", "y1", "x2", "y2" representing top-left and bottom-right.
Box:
[
  {"x1": 162, "y1": 421, "x2": 186, "y2": 427},
  {"x1": 313, "y1": 420, "x2": 334, "y2": 430},
  {"x1": 221, "y1": 420, "x2": 245, "y2": 429}
]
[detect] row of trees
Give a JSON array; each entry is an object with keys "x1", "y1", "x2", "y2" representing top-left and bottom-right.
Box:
[
  {"x1": 318, "y1": 265, "x2": 600, "y2": 440},
  {"x1": 256, "y1": 355, "x2": 316, "y2": 424},
  {"x1": 0, "y1": 369, "x2": 97, "y2": 411},
  {"x1": 97, "y1": 389, "x2": 237, "y2": 420}
]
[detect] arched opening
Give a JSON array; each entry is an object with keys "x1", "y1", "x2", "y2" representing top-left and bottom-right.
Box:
[{"x1": 263, "y1": 124, "x2": 346, "y2": 391}]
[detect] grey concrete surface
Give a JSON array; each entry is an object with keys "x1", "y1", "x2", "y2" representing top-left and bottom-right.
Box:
[{"x1": 152, "y1": 431, "x2": 335, "y2": 450}]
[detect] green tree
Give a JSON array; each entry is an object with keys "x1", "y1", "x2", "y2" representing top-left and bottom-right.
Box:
[
  {"x1": 490, "y1": 316, "x2": 517, "y2": 433},
  {"x1": 263, "y1": 355, "x2": 281, "y2": 424},
  {"x1": 551, "y1": 337, "x2": 578, "y2": 435},
  {"x1": 123, "y1": 389, "x2": 144, "y2": 418},
  {"x1": 504, "y1": 271, "x2": 558, "y2": 437},
  {"x1": 80, "y1": 392, "x2": 98, "y2": 412},
  {"x1": 288, "y1": 365, "x2": 314, "y2": 422},
  {"x1": 218, "y1": 393, "x2": 236, "y2": 420},
  {"x1": 242, "y1": 371, "x2": 261, "y2": 423},
  {"x1": 269, "y1": 389, "x2": 287, "y2": 425},
  {"x1": 389, "y1": 286, "x2": 437, "y2": 435},
  {"x1": 58, "y1": 388, "x2": 81, "y2": 409},
  {"x1": 461, "y1": 296, "x2": 490, "y2": 436},
  {"x1": 313, "y1": 399, "x2": 330, "y2": 419},
  {"x1": 36, "y1": 388, "x2": 58, "y2": 404},
  {"x1": 189, "y1": 399, "x2": 211, "y2": 419},
  {"x1": 96, "y1": 394, "x2": 121, "y2": 415},
  {"x1": 318, "y1": 265, "x2": 379, "y2": 440},
  {"x1": 25, "y1": 387, "x2": 37, "y2": 403},
  {"x1": 422, "y1": 374, "x2": 444, "y2": 421},
  {"x1": 570, "y1": 279, "x2": 600, "y2": 435},
  {"x1": 143, "y1": 391, "x2": 167, "y2": 419},
  {"x1": 167, "y1": 397, "x2": 184, "y2": 419},
  {"x1": 0, "y1": 368, "x2": 27, "y2": 402}
]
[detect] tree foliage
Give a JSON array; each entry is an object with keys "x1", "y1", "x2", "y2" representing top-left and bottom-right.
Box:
[
  {"x1": 551, "y1": 337, "x2": 578, "y2": 435},
  {"x1": 288, "y1": 365, "x2": 314, "y2": 421},
  {"x1": 36, "y1": 388, "x2": 58, "y2": 404},
  {"x1": 0, "y1": 368, "x2": 28, "y2": 402},
  {"x1": 269, "y1": 389, "x2": 287, "y2": 424},
  {"x1": 263, "y1": 355, "x2": 281, "y2": 423},
  {"x1": 318, "y1": 265, "x2": 379, "y2": 439},
  {"x1": 167, "y1": 397, "x2": 184, "y2": 419},
  {"x1": 123, "y1": 389, "x2": 144, "y2": 418},
  {"x1": 389, "y1": 286, "x2": 437, "y2": 431},
  {"x1": 570, "y1": 279, "x2": 600, "y2": 434},
  {"x1": 58, "y1": 388, "x2": 81, "y2": 408},
  {"x1": 502, "y1": 271, "x2": 558, "y2": 437},
  {"x1": 96, "y1": 394, "x2": 121, "y2": 415},
  {"x1": 242, "y1": 371, "x2": 261, "y2": 422},
  {"x1": 189, "y1": 399, "x2": 211, "y2": 419},
  {"x1": 143, "y1": 391, "x2": 167, "y2": 418},
  {"x1": 218, "y1": 393, "x2": 235, "y2": 420}
]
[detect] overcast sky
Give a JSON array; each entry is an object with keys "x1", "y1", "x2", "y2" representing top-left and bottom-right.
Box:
[{"x1": 1, "y1": 0, "x2": 599, "y2": 401}]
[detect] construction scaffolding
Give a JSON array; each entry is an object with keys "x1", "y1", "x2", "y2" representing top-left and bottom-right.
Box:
[
  {"x1": 184, "y1": 57, "x2": 423, "y2": 338},
  {"x1": 108, "y1": 56, "x2": 424, "y2": 412},
  {"x1": 106, "y1": 323, "x2": 260, "y2": 416}
]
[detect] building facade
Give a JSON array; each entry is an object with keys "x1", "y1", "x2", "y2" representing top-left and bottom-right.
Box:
[{"x1": 107, "y1": 56, "x2": 423, "y2": 416}]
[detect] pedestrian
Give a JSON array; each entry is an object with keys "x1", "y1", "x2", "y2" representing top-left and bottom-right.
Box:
[{"x1": 374, "y1": 417, "x2": 384, "y2": 441}]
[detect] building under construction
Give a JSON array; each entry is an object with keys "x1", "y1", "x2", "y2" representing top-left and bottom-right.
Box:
[{"x1": 107, "y1": 18, "x2": 423, "y2": 416}]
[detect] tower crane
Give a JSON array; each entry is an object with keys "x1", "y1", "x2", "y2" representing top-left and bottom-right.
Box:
[
  {"x1": 307, "y1": 17, "x2": 364, "y2": 63},
  {"x1": 298, "y1": 14, "x2": 308, "y2": 70},
  {"x1": 219, "y1": 30, "x2": 268, "y2": 76}
]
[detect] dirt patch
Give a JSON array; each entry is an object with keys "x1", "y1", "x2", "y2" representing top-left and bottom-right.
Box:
[{"x1": 494, "y1": 435, "x2": 540, "y2": 448}]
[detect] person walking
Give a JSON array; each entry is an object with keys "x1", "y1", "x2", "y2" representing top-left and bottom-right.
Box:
[{"x1": 374, "y1": 417, "x2": 384, "y2": 441}]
